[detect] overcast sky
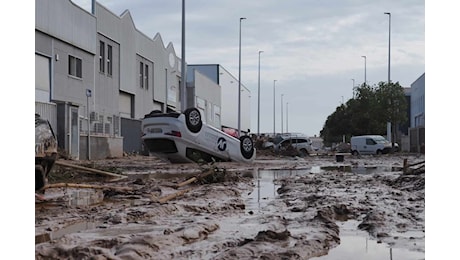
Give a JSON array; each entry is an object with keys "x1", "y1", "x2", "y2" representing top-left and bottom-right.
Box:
[{"x1": 72, "y1": 0, "x2": 424, "y2": 137}]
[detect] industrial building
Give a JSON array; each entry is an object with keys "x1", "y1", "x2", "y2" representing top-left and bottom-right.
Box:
[{"x1": 35, "y1": 0, "x2": 251, "y2": 159}]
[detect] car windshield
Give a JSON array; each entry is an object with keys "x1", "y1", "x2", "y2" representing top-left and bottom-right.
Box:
[
  {"x1": 374, "y1": 136, "x2": 388, "y2": 144},
  {"x1": 273, "y1": 134, "x2": 309, "y2": 145},
  {"x1": 273, "y1": 135, "x2": 285, "y2": 144}
]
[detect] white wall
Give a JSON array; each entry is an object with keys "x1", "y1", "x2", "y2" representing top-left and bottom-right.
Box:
[
  {"x1": 194, "y1": 71, "x2": 221, "y2": 128},
  {"x1": 218, "y1": 66, "x2": 251, "y2": 133}
]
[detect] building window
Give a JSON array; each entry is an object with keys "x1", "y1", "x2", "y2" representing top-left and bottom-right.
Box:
[
  {"x1": 99, "y1": 41, "x2": 105, "y2": 73},
  {"x1": 145, "y1": 64, "x2": 149, "y2": 90},
  {"x1": 107, "y1": 45, "x2": 112, "y2": 76},
  {"x1": 140, "y1": 62, "x2": 144, "y2": 88},
  {"x1": 68, "y1": 55, "x2": 82, "y2": 78}
]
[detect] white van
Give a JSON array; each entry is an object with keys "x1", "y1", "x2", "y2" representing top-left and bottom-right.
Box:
[{"x1": 350, "y1": 135, "x2": 392, "y2": 155}]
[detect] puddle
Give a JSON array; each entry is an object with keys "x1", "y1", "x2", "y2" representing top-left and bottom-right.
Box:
[
  {"x1": 320, "y1": 165, "x2": 403, "y2": 174},
  {"x1": 246, "y1": 170, "x2": 278, "y2": 211},
  {"x1": 246, "y1": 169, "x2": 424, "y2": 259},
  {"x1": 310, "y1": 220, "x2": 424, "y2": 260},
  {"x1": 247, "y1": 166, "x2": 402, "y2": 211}
]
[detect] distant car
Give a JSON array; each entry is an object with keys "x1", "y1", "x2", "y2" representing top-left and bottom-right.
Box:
[
  {"x1": 141, "y1": 108, "x2": 256, "y2": 163},
  {"x1": 350, "y1": 135, "x2": 392, "y2": 155},
  {"x1": 273, "y1": 133, "x2": 313, "y2": 157}
]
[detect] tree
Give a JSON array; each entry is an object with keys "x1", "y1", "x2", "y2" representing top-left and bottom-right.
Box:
[
  {"x1": 320, "y1": 82, "x2": 407, "y2": 147},
  {"x1": 375, "y1": 81, "x2": 408, "y2": 148}
]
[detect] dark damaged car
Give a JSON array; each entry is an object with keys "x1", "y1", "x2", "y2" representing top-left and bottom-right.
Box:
[{"x1": 35, "y1": 114, "x2": 58, "y2": 192}]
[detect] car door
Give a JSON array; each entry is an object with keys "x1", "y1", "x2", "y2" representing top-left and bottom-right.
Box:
[{"x1": 363, "y1": 138, "x2": 377, "y2": 154}]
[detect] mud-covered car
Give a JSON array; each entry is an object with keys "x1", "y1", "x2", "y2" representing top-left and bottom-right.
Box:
[
  {"x1": 273, "y1": 133, "x2": 313, "y2": 156},
  {"x1": 35, "y1": 114, "x2": 58, "y2": 191},
  {"x1": 141, "y1": 108, "x2": 256, "y2": 163}
]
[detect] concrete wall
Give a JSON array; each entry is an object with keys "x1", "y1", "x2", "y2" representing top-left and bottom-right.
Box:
[
  {"x1": 36, "y1": 0, "x2": 96, "y2": 54},
  {"x1": 193, "y1": 70, "x2": 221, "y2": 128},
  {"x1": 410, "y1": 73, "x2": 425, "y2": 127},
  {"x1": 80, "y1": 135, "x2": 123, "y2": 160},
  {"x1": 95, "y1": 34, "x2": 120, "y2": 118},
  {"x1": 95, "y1": 3, "x2": 183, "y2": 118},
  {"x1": 188, "y1": 64, "x2": 251, "y2": 133},
  {"x1": 218, "y1": 65, "x2": 251, "y2": 133}
]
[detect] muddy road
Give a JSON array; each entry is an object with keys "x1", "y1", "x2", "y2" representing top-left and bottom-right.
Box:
[{"x1": 35, "y1": 153, "x2": 425, "y2": 259}]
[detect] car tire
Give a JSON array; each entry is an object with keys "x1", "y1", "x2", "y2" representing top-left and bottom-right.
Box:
[
  {"x1": 376, "y1": 150, "x2": 382, "y2": 155},
  {"x1": 352, "y1": 150, "x2": 359, "y2": 156},
  {"x1": 299, "y1": 148, "x2": 309, "y2": 157},
  {"x1": 240, "y1": 135, "x2": 254, "y2": 159},
  {"x1": 184, "y1": 108, "x2": 202, "y2": 133},
  {"x1": 36, "y1": 165, "x2": 46, "y2": 191}
]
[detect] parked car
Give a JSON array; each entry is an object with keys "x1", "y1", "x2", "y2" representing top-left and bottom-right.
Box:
[
  {"x1": 35, "y1": 114, "x2": 58, "y2": 191},
  {"x1": 273, "y1": 133, "x2": 313, "y2": 157},
  {"x1": 350, "y1": 135, "x2": 392, "y2": 155},
  {"x1": 141, "y1": 108, "x2": 256, "y2": 163}
]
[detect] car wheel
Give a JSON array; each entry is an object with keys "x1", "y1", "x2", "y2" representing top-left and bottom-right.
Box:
[
  {"x1": 184, "y1": 108, "x2": 202, "y2": 133},
  {"x1": 352, "y1": 150, "x2": 359, "y2": 156},
  {"x1": 299, "y1": 149, "x2": 309, "y2": 157},
  {"x1": 376, "y1": 150, "x2": 382, "y2": 155},
  {"x1": 240, "y1": 135, "x2": 254, "y2": 159},
  {"x1": 35, "y1": 165, "x2": 46, "y2": 191}
]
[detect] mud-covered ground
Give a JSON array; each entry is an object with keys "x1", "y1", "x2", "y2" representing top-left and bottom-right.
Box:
[{"x1": 35, "y1": 152, "x2": 425, "y2": 259}]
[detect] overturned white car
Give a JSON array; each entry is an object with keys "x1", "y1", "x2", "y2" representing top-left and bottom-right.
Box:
[{"x1": 141, "y1": 108, "x2": 256, "y2": 163}]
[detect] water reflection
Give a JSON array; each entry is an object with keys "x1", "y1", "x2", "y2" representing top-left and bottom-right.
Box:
[
  {"x1": 246, "y1": 169, "x2": 424, "y2": 260},
  {"x1": 310, "y1": 221, "x2": 424, "y2": 260},
  {"x1": 248, "y1": 165, "x2": 402, "y2": 211},
  {"x1": 247, "y1": 170, "x2": 279, "y2": 211}
]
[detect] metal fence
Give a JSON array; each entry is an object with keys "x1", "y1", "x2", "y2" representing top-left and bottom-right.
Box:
[
  {"x1": 35, "y1": 102, "x2": 57, "y2": 132},
  {"x1": 121, "y1": 117, "x2": 143, "y2": 154}
]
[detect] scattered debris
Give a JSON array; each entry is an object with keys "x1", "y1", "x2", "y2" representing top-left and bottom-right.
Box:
[
  {"x1": 403, "y1": 158, "x2": 425, "y2": 174},
  {"x1": 54, "y1": 160, "x2": 127, "y2": 180},
  {"x1": 156, "y1": 188, "x2": 194, "y2": 204}
]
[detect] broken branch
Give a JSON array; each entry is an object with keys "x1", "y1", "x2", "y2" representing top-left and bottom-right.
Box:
[
  {"x1": 157, "y1": 188, "x2": 193, "y2": 204},
  {"x1": 43, "y1": 182, "x2": 133, "y2": 191},
  {"x1": 55, "y1": 160, "x2": 126, "y2": 180},
  {"x1": 175, "y1": 168, "x2": 216, "y2": 188}
]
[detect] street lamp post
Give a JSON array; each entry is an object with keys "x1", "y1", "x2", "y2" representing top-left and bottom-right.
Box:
[
  {"x1": 180, "y1": 0, "x2": 187, "y2": 112},
  {"x1": 86, "y1": 89, "x2": 92, "y2": 160},
  {"x1": 238, "y1": 17, "x2": 246, "y2": 137},
  {"x1": 257, "y1": 50, "x2": 263, "y2": 136},
  {"x1": 361, "y1": 55, "x2": 367, "y2": 86},
  {"x1": 385, "y1": 12, "x2": 393, "y2": 145},
  {"x1": 281, "y1": 94, "x2": 284, "y2": 134},
  {"x1": 286, "y1": 102, "x2": 289, "y2": 133},
  {"x1": 385, "y1": 12, "x2": 391, "y2": 84},
  {"x1": 273, "y1": 79, "x2": 277, "y2": 136}
]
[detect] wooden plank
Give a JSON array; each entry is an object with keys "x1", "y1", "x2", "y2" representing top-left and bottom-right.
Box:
[
  {"x1": 55, "y1": 160, "x2": 126, "y2": 179},
  {"x1": 157, "y1": 188, "x2": 193, "y2": 204},
  {"x1": 44, "y1": 182, "x2": 133, "y2": 191},
  {"x1": 175, "y1": 168, "x2": 216, "y2": 188}
]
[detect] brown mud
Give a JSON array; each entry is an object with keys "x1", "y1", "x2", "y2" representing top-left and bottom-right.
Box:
[{"x1": 35, "y1": 154, "x2": 424, "y2": 259}]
